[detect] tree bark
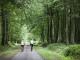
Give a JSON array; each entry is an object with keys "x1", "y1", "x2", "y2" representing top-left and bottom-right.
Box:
[
  {"x1": 47, "y1": 17, "x2": 50, "y2": 43},
  {"x1": 63, "y1": 0, "x2": 69, "y2": 44},
  {"x1": 70, "y1": 0, "x2": 75, "y2": 44},
  {"x1": 1, "y1": 4, "x2": 8, "y2": 46},
  {"x1": 41, "y1": 26, "x2": 45, "y2": 42},
  {"x1": 50, "y1": 16, "x2": 53, "y2": 43},
  {"x1": 57, "y1": 13, "x2": 62, "y2": 43}
]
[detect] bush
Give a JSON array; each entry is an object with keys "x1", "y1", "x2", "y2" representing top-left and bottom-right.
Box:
[
  {"x1": 47, "y1": 43, "x2": 66, "y2": 51},
  {"x1": 41, "y1": 42, "x2": 48, "y2": 47},
  {"x1": 64, "y1": 45, "x2": 80, "y2": 57}
]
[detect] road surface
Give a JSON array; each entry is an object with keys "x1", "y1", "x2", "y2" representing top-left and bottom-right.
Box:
[{"x1": 12, "y1": 46, "x2": 43, "y2": 60}]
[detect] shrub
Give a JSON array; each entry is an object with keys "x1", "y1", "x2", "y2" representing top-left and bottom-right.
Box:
[
  {"x1": 47, "y1": 43, "x2": 66, "y2": 51},
  {"x1": 64, "y1": 45, "x2": 80, "y2": 57},
  {"x1": 41, "y1": 42, "x2": 48, "y2": 47}
]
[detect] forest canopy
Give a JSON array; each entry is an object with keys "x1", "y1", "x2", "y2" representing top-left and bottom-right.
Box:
[{"x1": 0, "y1": 0, "x2": 80, "y2": 46}]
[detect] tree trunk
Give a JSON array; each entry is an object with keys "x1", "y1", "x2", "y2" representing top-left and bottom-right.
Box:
[
  {"x1": 47, "y1": 16, "x2": 51, "y2": 44},
  {"x1": 57, "y1": 13, "x2": 62, "y2": 43},
  {"x1": 70, "y1": 0, "x2": 76, "y2": 44},
  {"x1": 65, "y1": 13, "x2": 69, "y2": 44},
  {"x1": 50, "y1": 16, "x2": 53, "y2": 43},
  {"x1": 71, "y1": 19, "x2": 75, "y2": 44},
  {"x1": 63, "y1": 0, "x2": 69, "y2": 44},
  {"x1": 54, "y1": 10, "x2": 59, "y2": 43},
  {"x1": 41, "y1": 26, "x2": 45, "y2": 42},
  {"x1": 1, "y1": 4, "x2": 8, "y2": 46}
]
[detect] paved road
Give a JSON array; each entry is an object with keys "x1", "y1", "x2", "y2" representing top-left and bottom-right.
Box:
[{"x1": 12, "y1": 46, "x2": 43, "y2": 60}]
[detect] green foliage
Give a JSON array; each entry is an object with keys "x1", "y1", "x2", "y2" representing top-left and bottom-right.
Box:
[
  {"x1": 0, "y1": 46, "x2": 20, "y2": 57},
  {"x1": 47, "y1": 43, "x2": 66, "y2": 51},
  {"x1": 0, "y1": 0, "x2": 80, "y2": 59},
  {"x1": 0, "y1": 0, "x2": 80, "y2": 46},
  {"x1": 36, "y1": 46, "x2": 72, "y2": 60},
  {"x1": 64, "y1": 45, "x2": 80, "y2": 57},
  {"x1": 41, "y1": 42, "x2": 48, "y2": 47}
]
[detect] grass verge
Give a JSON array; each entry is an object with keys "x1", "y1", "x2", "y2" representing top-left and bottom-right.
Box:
[
  {"x1": 0, "y1": 45, "x2": 20, "y2": 58},
  {"x1": 36, "y1": 47, "x2": 72, "y2": 60},
  {"x1": 35, "y1": 44, "x2": 74, "y2": 60}
]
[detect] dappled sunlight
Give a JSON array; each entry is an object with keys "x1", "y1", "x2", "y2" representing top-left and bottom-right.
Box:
[
  {"x1": 20, "y1": 24, "x2": 34, "y2": 42},
  {"x1": 0, "y1": 0, "x2": 80, "y2": 60}
]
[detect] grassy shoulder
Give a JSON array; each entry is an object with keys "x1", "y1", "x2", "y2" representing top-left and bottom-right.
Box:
[
  {"x1": 35, "y1": 44, "x2": 80, "y2": 60},
  {"x1": 0, "y1": 45, "x2": 20, "y2": 58}
]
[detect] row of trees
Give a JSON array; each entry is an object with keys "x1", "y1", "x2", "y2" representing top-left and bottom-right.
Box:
[
  {"x1": 39, "y1": 0, "x2": 80, "y2": 44},
  {"x1": 0, "y1": 0, "x2": 80, "y2": 46},
  {"x1": 0, "y1": 0, "x2": 10, "y2": 45},
  {"x1": 27, "y1": 0, "x2": 80, "y2": 44},
  {"x1": 0, "y1": 0, "x2": 25, "y2": 45}
]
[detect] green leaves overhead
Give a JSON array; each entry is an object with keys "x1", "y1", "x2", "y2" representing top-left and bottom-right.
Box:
[{"x1": 0, "y1": 0, "x2": 80, "y2": 44}]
